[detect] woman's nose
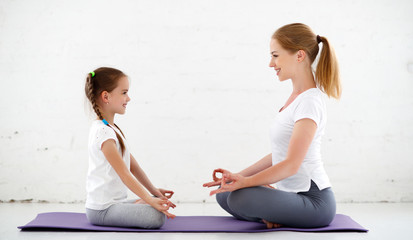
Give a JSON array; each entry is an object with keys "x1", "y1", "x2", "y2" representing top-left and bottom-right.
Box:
[{"x1": 269, "y1": 58, "x2": 275, "y2": 68}]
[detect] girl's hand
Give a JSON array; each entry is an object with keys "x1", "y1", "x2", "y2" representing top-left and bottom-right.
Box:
[
  {"x1": 148, "y1": 197, "x2": 176, "y2": 219},
  {"x1": 159, "y1": 188, "x2": 174, "y2": 199},
  {"x1": 156, "y1": 188, "x2": 176, "y2": 208},
  {"x1": 202, "y1": 168, "x2": 232, "y2": 188}
]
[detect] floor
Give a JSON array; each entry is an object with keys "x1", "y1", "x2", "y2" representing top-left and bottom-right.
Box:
[{"x1": 1, "y1": 202, "x2": 412, "y2": 240}]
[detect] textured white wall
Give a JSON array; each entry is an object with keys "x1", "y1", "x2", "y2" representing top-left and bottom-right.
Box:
[{"x1": 0, "y1": 0, "x2": 412, "y2": 203}]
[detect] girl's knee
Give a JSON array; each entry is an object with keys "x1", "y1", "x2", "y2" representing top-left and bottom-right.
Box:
[
  {"x1": 144, "y1": 208, "x2": 166, "y2": 229},
  {"x1": 85, "y1": 208, "x2": 104, "y2": 226},
  {"x1": 148, "y1": 216, "x2": 165, "y2": 229}
]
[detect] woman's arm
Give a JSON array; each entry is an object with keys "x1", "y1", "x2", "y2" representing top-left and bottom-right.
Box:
[
  {"x1": 101, "y1": 140, "x2": 175, "y2": 217},
  {"x1": 238, "y1": 153, "x2": 273, "y2": 177},
  {"x1": 203, "y1": 154, "x2": 272, "y2": 188},
  {"x1": 209, "y1": 118, "x2": 317, "y2": 195}
]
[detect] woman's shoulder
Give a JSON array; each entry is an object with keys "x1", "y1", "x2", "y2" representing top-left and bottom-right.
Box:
[
  {"x1": 293, "y1": 88, "x2": 326, "y2": 112},
  {"x1": 298, "y1": 88, "x2": 325, "y2": 102},
  {"x1": 303, "y1": 88, "x2": 323, "y2": 97}
]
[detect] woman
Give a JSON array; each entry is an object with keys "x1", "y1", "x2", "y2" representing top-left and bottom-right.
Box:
[{"x1": 203, "y1": 23, "x2": 341, "y2": 228}]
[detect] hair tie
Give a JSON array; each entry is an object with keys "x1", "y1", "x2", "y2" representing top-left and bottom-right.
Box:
[
  {"x1": 90, "y1": 71, "x2": 95, "y2": 77},
  {"x1": 102, "y1": 119, "x2": 109, "y2": 125},
  {"x1": 316, "y1": 35, "x2": 322, "y2": 44}
]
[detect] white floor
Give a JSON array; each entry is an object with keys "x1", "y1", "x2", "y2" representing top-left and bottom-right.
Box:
[{"x1": 1, "y1": 202, "x2": 412, "y2": 240}]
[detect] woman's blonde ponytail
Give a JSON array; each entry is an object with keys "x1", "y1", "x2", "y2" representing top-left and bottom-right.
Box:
[{"x1": 315, "y1": 36, "x2": 341, "y2": 99}]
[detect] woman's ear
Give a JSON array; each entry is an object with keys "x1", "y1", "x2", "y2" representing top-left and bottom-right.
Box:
[
  {"x1": 297, "y1": 50, "x2": 306, "y2": 63},
  {"x1": 100, "y1": 91, "x2": 109, "y2": 104}
]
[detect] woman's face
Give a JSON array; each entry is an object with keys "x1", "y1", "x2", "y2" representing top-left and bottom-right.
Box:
[{"x1": 269, "y1": 39, "x2": 297, "y2": 81}]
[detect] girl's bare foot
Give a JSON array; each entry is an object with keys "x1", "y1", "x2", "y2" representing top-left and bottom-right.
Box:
[
  {"x1": 263, "y1": 219, "x2": 283, "y2": 229},
  {"x1": 135, "y1": 199, "x2": 147, "y2": 204}
]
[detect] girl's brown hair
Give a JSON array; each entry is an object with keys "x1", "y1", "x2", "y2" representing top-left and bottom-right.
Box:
[
  {"x1": 85, "y1": 67, "x2": 127, "y2": 155},
  {"x1": 272, "y1": 23, "x2": 341, "y2": 99}
]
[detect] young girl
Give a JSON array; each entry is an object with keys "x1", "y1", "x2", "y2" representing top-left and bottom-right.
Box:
[
  {"x1": 203, "y1": 23, "x2": 341, "y2": 228},
  {"x1": 84, "y1": 67, "x2": 175, "y2": 229}
]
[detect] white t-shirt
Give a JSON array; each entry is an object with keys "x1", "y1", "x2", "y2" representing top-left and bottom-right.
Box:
[
  {"x1": 270, "y1": 88, "x2": 331, "y2": 193},
  {"x1": 86, "y1": 120, "x2": 130, "y2": 210}
]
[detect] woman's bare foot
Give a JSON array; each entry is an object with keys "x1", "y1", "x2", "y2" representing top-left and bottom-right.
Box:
[{"x1": 263, "y1": 219, "x2": 283, "y2": 229}]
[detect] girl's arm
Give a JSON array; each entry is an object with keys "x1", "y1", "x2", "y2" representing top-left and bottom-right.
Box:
[
  {"x1": 101, "y1": 140, "x2": 175, "y2": 217},
  {"x1": 209, "y1": 118, "x2": 317, "y2": 195},
  {"x1": 130, "y1": 154, "x2": 168, "y2": 198}
]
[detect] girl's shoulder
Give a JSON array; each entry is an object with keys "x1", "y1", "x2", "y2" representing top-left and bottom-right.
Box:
[
  {"x1": 90, "y1": 120, "x2": 117, "y2": 139},
  {"x1": 91, "y1": 119, "x2": 110, "y2": 130}
]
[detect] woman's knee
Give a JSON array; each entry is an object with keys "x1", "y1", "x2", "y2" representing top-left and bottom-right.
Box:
[
  {"x1": 216, "y1": 192, "x2": 230, "y2": 206},
  {"x1": 227, "y1": 188, "x2": 254, "y2": 211}
]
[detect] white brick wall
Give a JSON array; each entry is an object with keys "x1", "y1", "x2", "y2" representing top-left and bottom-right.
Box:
[{"x1": 0, "y1": 0, "x2": 412, "y2": 203}]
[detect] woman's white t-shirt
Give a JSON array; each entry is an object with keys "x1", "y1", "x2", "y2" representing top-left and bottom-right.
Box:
[
  {"x1": 270, "y1": 88, "x2": 331, "y2": 193},
  {"x1": 86, "y1": 120, "x2": 130, "y2": 210}
]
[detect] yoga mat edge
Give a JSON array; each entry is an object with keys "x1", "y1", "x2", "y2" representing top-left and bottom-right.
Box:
[{"x1": 18, "y1": 212, "x2": 368, "y2": 233}]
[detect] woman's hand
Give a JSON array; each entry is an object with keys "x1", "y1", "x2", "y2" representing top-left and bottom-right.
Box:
[
  {"x1": 202, "y1": 168, "x2": 232, "y2": 188},
  {"x1": 148, "y1": 197, "x2": 176, "y2": 219},
  {"x1": 204, "y1": 168, "x2": 248, "y2": 196}
]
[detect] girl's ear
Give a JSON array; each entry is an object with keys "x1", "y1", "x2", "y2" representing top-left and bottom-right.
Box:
[
  {"x1": 100, "y1": 91, "x2": 110, "y2": 104},
  {"x1": 297, "y1": 50, "x2": 306, "y2": 63}
]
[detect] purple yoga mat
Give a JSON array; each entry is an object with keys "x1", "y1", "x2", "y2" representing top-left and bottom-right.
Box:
[{"x1": 18, "y1": 212, "x2": 368, "y2": 233}]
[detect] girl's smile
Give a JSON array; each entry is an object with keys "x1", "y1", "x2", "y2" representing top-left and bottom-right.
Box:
[{"x1": 106, "y1": 76, "x2": 130, "y2": 115}]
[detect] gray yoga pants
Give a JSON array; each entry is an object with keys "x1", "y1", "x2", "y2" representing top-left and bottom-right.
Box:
[
  {"x1": 86, "y1": 200, "x2": 166, "y2": 229},
  {"x1": 216, "y1": 181, "x2": 336, "y2": 228}
]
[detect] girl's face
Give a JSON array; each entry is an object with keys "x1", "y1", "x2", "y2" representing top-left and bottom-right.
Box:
[
  {"x1": 107, "y1": 76, "x2": 131, "y2": 115},
  {"x1": 269, "y1": 39, "x2": 298, "y2": 81}
]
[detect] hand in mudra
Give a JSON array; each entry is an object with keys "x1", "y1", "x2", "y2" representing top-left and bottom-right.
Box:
[{"x1": 203, "y1": 168, "x2": 247, "y2": 196}]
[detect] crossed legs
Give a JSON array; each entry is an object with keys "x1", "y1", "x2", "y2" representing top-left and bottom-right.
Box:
[{"x1": 216, "y1": 181, "x2": 336, "y2": 228}]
